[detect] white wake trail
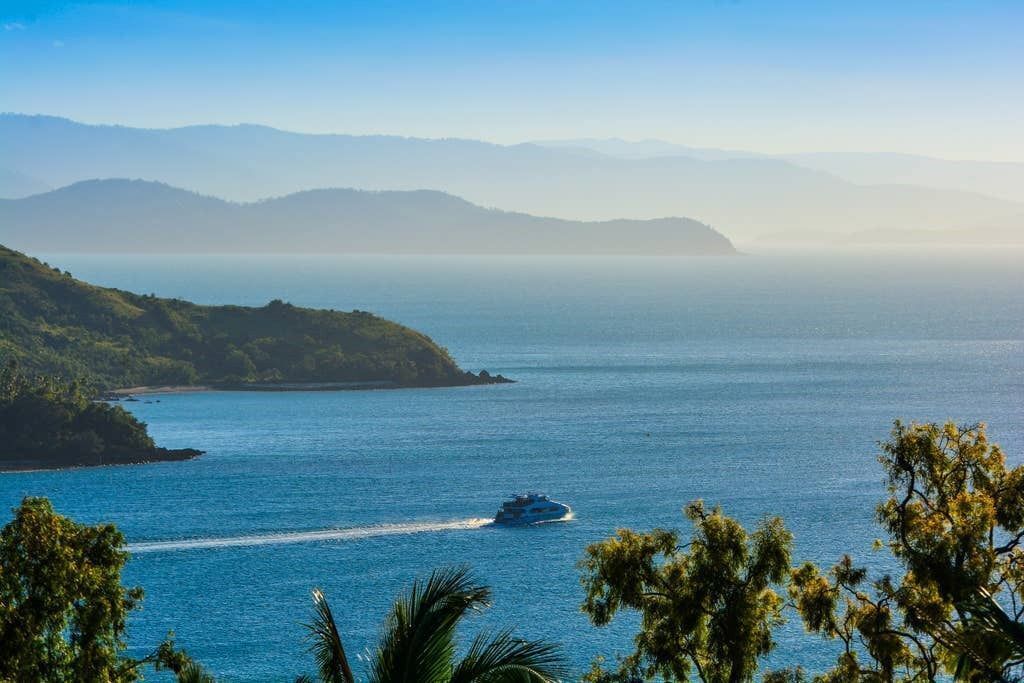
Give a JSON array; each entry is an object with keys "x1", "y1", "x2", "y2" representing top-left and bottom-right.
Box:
[{"x1": 127, "y1": 518, "x2": 493, "y2": 554}]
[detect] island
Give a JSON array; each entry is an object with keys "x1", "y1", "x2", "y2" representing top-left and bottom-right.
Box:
[
  {"x1": 0, "y1": 361, "x2": 202, "y2": 471},
  {"x1": 0, "y1": 244, "x2": 510, "y2": 391},
  {"x1": 0, "y1": 179, "x2": 738, "y2": 255}
]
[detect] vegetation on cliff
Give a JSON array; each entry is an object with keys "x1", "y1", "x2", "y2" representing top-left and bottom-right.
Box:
[
  {"x1": 0, "y1": 244, "x2": 506, "y2": 390},
  {"x1": 0, "y1": 362, "x2": 201, "y2": 470}
]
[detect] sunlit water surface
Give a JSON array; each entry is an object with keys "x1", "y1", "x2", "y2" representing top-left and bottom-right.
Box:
[{"x1": 2, "y1": 251, "x2": 1022, "y2": 680}]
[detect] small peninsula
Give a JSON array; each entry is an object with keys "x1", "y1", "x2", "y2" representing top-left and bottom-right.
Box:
[
  {"x1": 0, "y1": 362, "x2": 202, "y2": 471},
  {"x1": 0, "y1": 244, "x2": 508, "y2": 390}
]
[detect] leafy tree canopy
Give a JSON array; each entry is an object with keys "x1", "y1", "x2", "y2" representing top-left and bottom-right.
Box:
[
  {"x1": 579, "y1": 501, "x2": 793, "y2": 682},
  {"x1": 0, "y1": 497, "x2": 194, "y2": 681},
  {"x1": 789, "y1": 421, "x2": 1024, "y2": 682},
  {"x1": 581, "y1": 421, "x2": 1024, "y2": 683}
]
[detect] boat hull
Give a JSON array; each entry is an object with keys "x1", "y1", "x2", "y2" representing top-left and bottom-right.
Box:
[{"x1": 493, "y1": 509, "x2": 571, "y2": 526}]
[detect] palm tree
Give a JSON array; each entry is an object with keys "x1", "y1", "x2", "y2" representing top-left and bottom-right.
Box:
[
  {"x1": 174, "y1": 661, "x2": 217, "y2": 683},
  {"x1": 947, "y1": 587, "x2": 1024, "y2": 682},
  {"x1": 302, "y1": 566, "x2": 567, "y2": 682}
]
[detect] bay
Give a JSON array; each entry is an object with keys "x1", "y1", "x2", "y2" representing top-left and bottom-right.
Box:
[{"x1": 2, "y1": 250, "x2": 1022, "y2": 679}]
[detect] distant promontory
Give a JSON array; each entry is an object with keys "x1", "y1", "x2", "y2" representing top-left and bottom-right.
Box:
[
  {"x1": 0, "y1": 179, "x2": 737, "y2": 255},
  {"x1": 0, "y1": 244, "x2": 509, "y2": 391}
]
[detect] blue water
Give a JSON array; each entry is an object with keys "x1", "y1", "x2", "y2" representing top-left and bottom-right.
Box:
[{"x1": 2, "y1": 251, "x2": 1022, "y2": 680}]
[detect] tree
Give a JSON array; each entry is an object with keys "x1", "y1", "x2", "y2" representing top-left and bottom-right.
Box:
[
  {"x1": 578, "y1": 501, "x2": 793, "y2": 682},
  {"x1": 302, "y1": 565, "x2": 567, "y2": 682},
  {"x1": 0, "y1": 360, "x2": 152, "y2": 458},
  {"x1": 789, "y1": 421, "x2": 1024, "y2": 682},
  {"x1": 579, "y1": 422, "x2": 1024, "y2": 682},
  {"x1": 0, "y1": 497, "x2": 196, "y2": 681}
]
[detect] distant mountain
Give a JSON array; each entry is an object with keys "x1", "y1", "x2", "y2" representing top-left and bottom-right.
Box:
[
  {"x1": 779, "y1": 152, "x2": 1024, "y2": 206},
  {"x1": 533, "y1": 138, "x2": 763, "y2": 162},
  {"x1": 0, "y1": 167, "x2": 50, "y2": 199},
  {"x1": 0, "y1": 179, "x2": 737, "y2": 255},
  {"x1": 757, "y1": 215, "x2": 1024, "y2": 246},
  {"x1": 2, "y1": 115, "x2": 1021, "y2": 241},
  {"x1": 535, "y1": 137, "x2": 1024, "y2": 205},
  {"x1": 0, "y1": 243, "x2": 503, "y2": 390}
]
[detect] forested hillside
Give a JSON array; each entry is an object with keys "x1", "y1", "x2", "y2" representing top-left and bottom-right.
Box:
[{"x1": 0, "y1": 244, "x2": 503, "y2": 389}]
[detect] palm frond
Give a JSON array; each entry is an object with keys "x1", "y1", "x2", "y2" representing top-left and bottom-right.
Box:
[
  {"x1": 946, "y1": 587, "x2": 1024, "y2": 680},
  {"x1": 303, "y1": 588, "x2": 356, "y2": 683},
  {"x1": 967, "y1": 588, "x2": 1024, "y2": 652},
  {"x1": 450, "y1": 629, "x2": 568, "y2": 683},
  {"x1": 369, "y1": 565, "x2": 491, "y2": 683},
  {"x1": 175, "y1": 660, "x2": 217, "y2": 683}
]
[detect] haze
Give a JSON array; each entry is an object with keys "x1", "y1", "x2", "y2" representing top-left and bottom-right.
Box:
[
  {"x1": 2, "y1": 0, "x2": 1022, "y2": 160},
  {"x1": 1, "y1": 0, "x2": 1022, "y2": 249}
]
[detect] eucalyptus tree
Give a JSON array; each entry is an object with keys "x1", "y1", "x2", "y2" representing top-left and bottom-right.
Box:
[
  {"x1": 578, "y1": 500, "x2": 793, "y2": 682},
  {"x1": 578, "y1": 421, "x2": 1024, "y2": 682},
  {"x1": 790, "y1": 421, "x2": 1024, "y2": 681},
  {"x1": 302, "y1": 565, "x2": 567, "y2": 683}
]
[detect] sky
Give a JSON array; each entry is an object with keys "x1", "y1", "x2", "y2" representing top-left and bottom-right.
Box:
[{"x1": 1, "y1": 0, "x2": 1022, "y2": 161}]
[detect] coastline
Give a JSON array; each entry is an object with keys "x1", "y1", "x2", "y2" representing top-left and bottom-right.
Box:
[
  {"x1": 105, "y1": 374, "x2": 514, "y2": 398},
  {"x1": 0, "y1": 447, "x2": 204, "y2": 473},
  {"x1": 109, "y1": 385, "x2": 213, "y2": 396}
]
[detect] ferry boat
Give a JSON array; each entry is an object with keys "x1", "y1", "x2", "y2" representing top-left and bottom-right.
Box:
[{"x1": 493, "y1": 493, "x2": 571, "y2": 525}]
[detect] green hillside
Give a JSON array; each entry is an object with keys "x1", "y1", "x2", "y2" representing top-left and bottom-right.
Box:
[
  {"x1": 0, "y1": 244, "x2": 505, "y2": 390},
  {"x1": 0, "y1": 363, "x2": 202, "y2": 470}
]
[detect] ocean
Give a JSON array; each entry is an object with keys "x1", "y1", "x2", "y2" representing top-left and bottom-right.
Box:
[{"x1": 2, "y1": 250, "x2": 1022, "y2": 680}]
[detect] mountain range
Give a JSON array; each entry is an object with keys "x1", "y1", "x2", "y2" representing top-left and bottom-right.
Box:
[
  {"x1": 0, "y1": 179, "x2": 736, "y2": 254},
  {"x1": 2, "y1": 115, "x2": 1020, "y2": 243},
  {"x1": 535, "y1": 138, "x2": 1024, "y2": 205}
]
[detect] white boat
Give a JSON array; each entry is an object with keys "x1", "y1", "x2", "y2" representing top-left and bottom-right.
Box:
[{"x1": 493, "y1": 493, "x2": 571, "y2": 525}]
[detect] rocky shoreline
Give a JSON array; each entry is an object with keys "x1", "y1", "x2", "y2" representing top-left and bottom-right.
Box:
[{"x1": 1, "y1": 447, "x2": 204, "y2": 473}]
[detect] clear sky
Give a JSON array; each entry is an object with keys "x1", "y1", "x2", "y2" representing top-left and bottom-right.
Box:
[{"x1": 2, "y1": 0, "x2": 1022, "y2": 160}]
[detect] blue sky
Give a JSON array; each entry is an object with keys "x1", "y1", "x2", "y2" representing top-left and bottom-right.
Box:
[{"x1": 1, "y1": 0, "x2": 1022, "y2": 160}]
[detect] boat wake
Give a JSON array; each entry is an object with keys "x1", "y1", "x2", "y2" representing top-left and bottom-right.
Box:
[{"x1": 127, "y1": 518, "x2": 493, "y2": 554}]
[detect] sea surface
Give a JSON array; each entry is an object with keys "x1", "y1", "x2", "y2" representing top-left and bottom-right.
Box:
[{"x1": 2, "y1": 250, "x2": 1022, "y2": 680}]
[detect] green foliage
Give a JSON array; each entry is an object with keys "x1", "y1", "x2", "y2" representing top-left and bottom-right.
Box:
[
  {"x1": 0, "y1": 244, "x2": 487, "y2": 389},
  {"x1": 306, "y1": 588, "x2": 355, "y2": 683},
  {"x1": 579, "y1": 501, "x2": 793, "y2": 683},
  {"x1": 169, "y1": 660, "x2": 218, "y2": 683},
  {"x1": 761, "y1": 667, "x2": 808, "y2": 683},
  {"x1": 303, "y1": 566, "x2": 567, "y2": 682},
  {"x1": 0, "y1": 360, "x2": 190, "y2": 468},
  {"x1": 581, "y1": 422, "x2": 1024, "y2": 682},
  {"x1": 788, "y1": 421, "x2": 1024, "y2": 682},
  {"x1": 0, "y1": 497, "x2": 196, "y2": 681}
]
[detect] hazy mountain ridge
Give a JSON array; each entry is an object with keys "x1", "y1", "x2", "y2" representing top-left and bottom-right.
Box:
[
  {"x1": 2, "y1": 115, "x2": 1021, "y2": 241},
  {"x1": 0, "y1": 168, "x2": 51, "y2": 198},
  {"x1": 0, "y1": 179, "x2": 737, "y2": 255},
  {"x1": 758, "y1": 220, "x2": 1024, "y2": 246},
  {"x1": 534, "y1": 138, "x2": 764, "y2": 161},
  {"x1": 536, "y1": 137, "x2": 1024, "y2": 205}
]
